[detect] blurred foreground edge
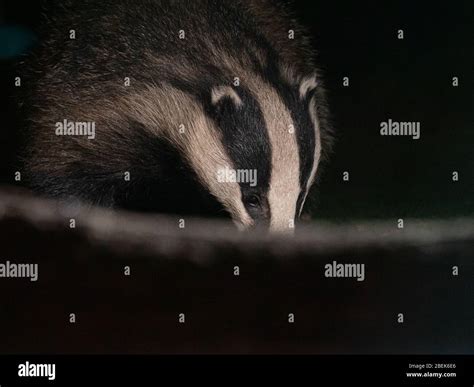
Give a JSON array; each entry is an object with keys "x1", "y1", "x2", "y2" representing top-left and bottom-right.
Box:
[{"x1": 0, "y1": 187, "x2": 472, "y2": 354}]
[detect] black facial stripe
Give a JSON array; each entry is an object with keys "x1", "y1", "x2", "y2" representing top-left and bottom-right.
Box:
[{"x1": 204, "y1": 86, "x2": 272, "y2": 222}]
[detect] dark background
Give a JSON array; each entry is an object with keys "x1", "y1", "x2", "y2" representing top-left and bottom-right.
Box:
[{"x1": 0, "y1": 0, "x2": 473, "y2": 221}]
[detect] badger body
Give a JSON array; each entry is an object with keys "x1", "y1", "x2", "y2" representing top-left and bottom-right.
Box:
[{"x1": 21, "y1": 0, "x2": 331, "y2": 231}]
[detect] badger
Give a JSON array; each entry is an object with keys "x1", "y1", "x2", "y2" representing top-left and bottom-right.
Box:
[{"x1": 19, "y1": 0, "x2": 332, "y2": 232}]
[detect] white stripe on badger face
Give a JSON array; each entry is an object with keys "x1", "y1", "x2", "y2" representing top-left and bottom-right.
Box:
[
  {"x1": 184, "y1": 113, "x2": 255, "y2": 230},
  {"x1": 298, "y1": 95, "x2": 322, "y2": 216},
  {"x1": 247, "y1": 77, "x2": 301, "y2": 233},
  {"x1": 296, "y1": 73, "x2": 321, "y2": 217},
  {"x1": 211, "y1": 86, "x2": 243, "y2": 107},
  {"x1": 299, "y1": 75, "x2": 319, "y2": 99}
]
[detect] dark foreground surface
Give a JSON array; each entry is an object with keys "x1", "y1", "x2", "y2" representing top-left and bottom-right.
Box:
[{"x1": 0, "y1": 188, "x2": 472, "y2": 354}]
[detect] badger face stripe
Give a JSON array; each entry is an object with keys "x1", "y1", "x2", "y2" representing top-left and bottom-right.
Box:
[
  {"x1": 305, "y1": 92, "x2": 322, "y2": 188},
  {"x1": 206, "y1": 84, "x2": 273, "y2": 226},
  {"x1": 295, "y1": 82, "x2": 322, "y2": 216},
  {"x1": 260, "y1": 88, "x2": 301, "y2": 232},
  {"x1": 238, "y1": 75, "x2": 301, "y2": 232},
  {"x1": 211, "y1": 86, "x2": 243, "y2": 107},
  {"x1": 273, "y1": 79, "x2": 318, "y2": 217},
  {"x1": 299, "y1": 75, "x2": 319, "y2": 100}
]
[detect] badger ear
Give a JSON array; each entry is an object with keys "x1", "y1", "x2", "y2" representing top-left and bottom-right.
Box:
[
  {"x1": 210, "y1": 86, "x2": 243, "y2": 108},
  {"x1": 299, "y1": 73, "x2": 318, "y2": 100}
]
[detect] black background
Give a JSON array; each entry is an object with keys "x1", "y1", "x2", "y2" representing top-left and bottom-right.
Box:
[{"x1": 0, "y1": 0, "x2": 473, "y2": 220}]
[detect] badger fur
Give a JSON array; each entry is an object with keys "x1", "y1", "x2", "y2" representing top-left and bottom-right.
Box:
[{"x1": 20, "y1": 0, "x2": 332, "y2": 232}]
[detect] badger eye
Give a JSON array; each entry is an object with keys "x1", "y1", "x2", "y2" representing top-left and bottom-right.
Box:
[{"x1": 245, "y1": 194, "x2": 260, "y2": 208}]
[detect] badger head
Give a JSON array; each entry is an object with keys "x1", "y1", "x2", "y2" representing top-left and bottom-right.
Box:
[
  {"x1": 187, "y1": 72, "x2": 324, "y2": 233},
  {"x1": 128, "y1": 65, "x2": 326, "y2": 233}
]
